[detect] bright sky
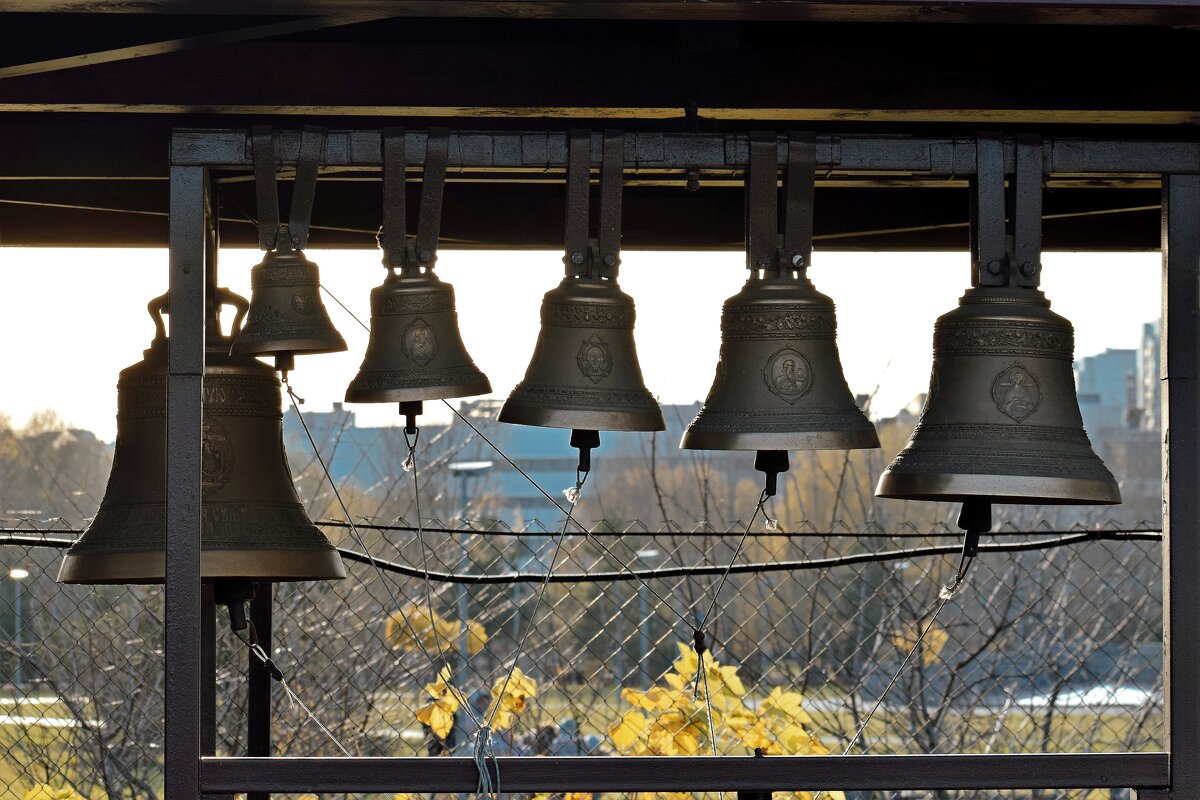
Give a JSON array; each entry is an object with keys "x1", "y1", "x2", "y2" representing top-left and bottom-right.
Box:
[{"x1": 0, "y1": 247, "x2": 1162, "y2": 443}]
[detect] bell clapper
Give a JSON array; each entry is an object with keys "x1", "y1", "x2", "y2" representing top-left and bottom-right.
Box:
[
  {"x1": 569, "y1": 428, "x2": 600, "y2": 476},
  {"x1": 753, "y1": 449, "x2": 790, "y2": 499},
  {"x1": 399, "y1": 401, "x2": 423, "y2": 437},
  {"x1": 940, "y1": 497, "x2": 992, "y2": 599},
  {"x1": 275, "y1": 351, "x2": 296, "y2": 377},
  {"x1": 213, "y1": 578, "x2": 256, "y2": 633}
]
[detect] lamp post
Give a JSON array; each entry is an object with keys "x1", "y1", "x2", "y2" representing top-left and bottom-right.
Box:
[
  {"x1": 635, "y1": 548, "x2": 660, "y2": 687},
  {"x1": 447, "y1": 461, "x2": 493, "y2": 678},
  {"x1": 8, "y1": 567, "x2": 29, "y2": 688}
]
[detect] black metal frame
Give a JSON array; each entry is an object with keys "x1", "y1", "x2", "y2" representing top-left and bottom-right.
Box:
[{"x1": 164, "y1": 128, "x2": 1193, "y2": 799}]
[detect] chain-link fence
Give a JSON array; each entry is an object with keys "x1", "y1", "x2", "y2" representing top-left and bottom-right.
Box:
[
  {"x1": 0, "y1": 514, "x2": 1163, "y2": 800},
  {"x1": 0, "y1": 394, "x2": 1167, "y2": 800}
]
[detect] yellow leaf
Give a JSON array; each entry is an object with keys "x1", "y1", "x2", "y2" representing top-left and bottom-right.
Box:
[
  {"x1": 416, "y1": 697, "x2": 458, "y2": 739},
  {"x1": 891, "y1": 619, "x2": 948, "y2": 666},
  {"x1": 564, "y1": 793, "x2": 593, "y2": 800},
  {"x1": 466, "y1": 619, "x2": 489, "y2": 655},
  {"x1": 761, "y1": 687, "x2": 813, "y2": 724},
  {"x1": 622, "y1": 686, "x2": 674, "y2": 711},
  {"x1": 24, "y1": 787, "x2": 84, "y2": 800},
  {"x1": 609, "y1": 709, "x2": 649, "y2": 751}
]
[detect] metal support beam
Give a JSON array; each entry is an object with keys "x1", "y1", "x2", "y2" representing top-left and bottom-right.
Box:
[
  {"x1": 1163, "y1": 172, "x2": 1200, "y2": 800},
  {"x1": 165, "y1": 163, "x2": 207, "y2": 800},
  {"x1": 168, "y1": 129, "x2": 1200, "y2": 176},
  {"x1": 247, "y1": 582, "x2": 273, "y2": 800},
  {"x1": 200, "y1": 753, "x2": 1168, "y2": 793}
]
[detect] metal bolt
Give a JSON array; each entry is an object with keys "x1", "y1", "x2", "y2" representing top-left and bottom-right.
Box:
[
  {"x1": 571, "y1": 252, "x2": 585, "y2": 265},
  {"x1": 985, "y1": 259, "x2": 1004, "y2": 275},
  {"x1": 603, "y1": 254, "x2": 617, "y2": 267},
  {"x1": 686, "y1": 169, "x2": 700, "y2": 192},
  {"x1": 1020, "y1": 261, "x2": 1039, "y2": 278},
  {"x1": 420, "y1": 249, "x2": 434, "y2": 263},
  {"x1": 791, "y1": 254, "x2": 806, "y2": 268}
]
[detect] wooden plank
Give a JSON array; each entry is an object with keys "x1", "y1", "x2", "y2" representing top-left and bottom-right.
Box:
[{"x1": 5, "y1": 1, "x2": 1200, "y2": 26}]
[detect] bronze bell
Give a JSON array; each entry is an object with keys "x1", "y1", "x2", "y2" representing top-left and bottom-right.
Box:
[
  {"x1": 875, "y1": 285, "x2": 1120, "y2": 505},
  {"x1": 229, "y1": 226, "x2": 347, "y2": 371},
  {"x1": 58, "y1": 289, "x2": 346, "y2": 584},
  {"x1": 682, "y1": 273, "x2": 879, "y2": 451},
  {"x1": 499, "y1": 275, "x2": 665, "y2": 433},
  {"x1": 346, "y1": 269, "x2": 491, "y2": 404}
]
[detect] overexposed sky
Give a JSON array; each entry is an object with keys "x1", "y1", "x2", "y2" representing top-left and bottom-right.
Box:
[{"x1": 0, "y1": 247, "x2": 1161, "y2": 442}]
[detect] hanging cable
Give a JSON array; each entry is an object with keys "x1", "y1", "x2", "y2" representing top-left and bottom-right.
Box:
[
  {"x1": 233, "y1": 621, "x2": 352, "y2": 756},
  {"x1": 442, "y1": 399, "x2": 692, "y2": 627},
  {"x1": 403, "y1": 422, "x2": 483, "y2": 726},
  {"x1": 284, "y1": 378, "x2": 463, "y2": 698}
]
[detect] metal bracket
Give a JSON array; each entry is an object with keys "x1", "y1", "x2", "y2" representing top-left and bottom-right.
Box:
[
  {"x1": 971, "y1": 132, "x2": 1007, "y2": 287},
  {"x1": 251, "y1": 126, "x2": 280, "y2": 251},
  {"x1": 1012, "y1": 133, "x2": 1044, "y2": 288},
  {"x1": 564, "y1": 129, "x2": 592, "y2": 278},
  {"x1": 597, "y1": 130, "x2": 624, "y2": 279},
  {"x1": 381, "y1": 128, "x2": 450, "y2": 271},
  {"x1": 746, "y1": 131, "x2": 778, "y2": 274},
  {"x1": 782, "y1": 131, "x2": 816, "y2": 273},
  {"x1": 562, "y1": 129, "x2": 624, "y2": 279},
  {"x1": 414, "y1": 128, "x2": 450, "y2": 269},
  {"x1": 250, "y1": 124, "x2": 327, "y2": 252},
  {"x1": 380, "y1": 127, "x2": 407, "y2": 269}
]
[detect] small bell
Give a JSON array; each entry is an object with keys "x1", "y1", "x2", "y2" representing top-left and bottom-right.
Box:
[
  {"x1": 877, "y1": 134, "x2": 1119, "y2": 507},
  {"x1": 346, "y1": 128, "x2": 489, "y2": 415},
  {"x1": 229, "y1": 227, "x2": 347, "y2": 372},
  {"x1": 684, "y1": 131, "x2": 877, "y2": 458},
  {"x1": 499, "y1": 275, "x2": 664, "y2": 432},
  {"x1": 346, "y1": 269, "x2": 490, "y2": 404},
  {"x1": 500, "y1": 130, "x2": 664, "y2": 438},
  {"x1": 682, "y1": 273, "x2": 878, "y2": 452},
  {"x1": 58, "y1": 290, "x2": 346, "y2": 584},
  {"x1": 875, "y1": 285, "x2": 1120, "y2": 505}
]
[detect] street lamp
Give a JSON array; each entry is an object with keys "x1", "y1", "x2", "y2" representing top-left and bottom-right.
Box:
[
  {"x1": 447, "y1": 461, "x2": 493, "y2": 677},
  {"x1": 635, "y1": 548, "x2": 660, "y2": 687},
  {"x1": 8, "y1": 567, "x2": 29, "y2": 688}
]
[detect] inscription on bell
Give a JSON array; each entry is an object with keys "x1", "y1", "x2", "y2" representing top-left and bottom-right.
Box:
[
  {"x1": 991, "y1": 363, "x2": 1041, "y2": 421},
  {"x1": 403, "y1": 318, "x2": 439, "y2": 366},
  {"x1": 764, "y1": 347, "x2": 814, "y2": 404},
  {"x1": 576, "y1": 335, "x2": 613, "y2": 383}
]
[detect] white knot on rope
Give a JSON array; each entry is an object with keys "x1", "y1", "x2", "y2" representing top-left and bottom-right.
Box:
[{"x1": 472, "y1": 724, "x2": 499, "y2": 800}]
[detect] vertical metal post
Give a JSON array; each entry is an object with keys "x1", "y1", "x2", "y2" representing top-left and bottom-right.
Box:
[
  {"x1": 1162, "y1": 173, "x2": 1200, "y2": 800},
  {"x1": 165, "y1": 162, "x2": 207, "y2": 800},
  {"x1": 248, "y1": 582, "x2": 273, "y2": 800}
]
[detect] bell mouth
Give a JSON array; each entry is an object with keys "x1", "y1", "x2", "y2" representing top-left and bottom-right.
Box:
[
  {"x1": 498, "y1": 401, "x2": 666, "y2": 433},
  {"x1": 874, "y1": 471, "x2": 1121, "y2": 506},
  {"x1": 56, "y1": 548, "x2": 347, "y2": 585},
  {"x1": 681, "y1": 426, "x2": 879, "y2": 452}
]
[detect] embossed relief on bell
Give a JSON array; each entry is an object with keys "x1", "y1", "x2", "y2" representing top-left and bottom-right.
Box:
[
  {"x1": 290, "y1": 291, "x2": 317, "y2": 315},
  {"x1": 402, "y1": 318, "x2": 439, "y2": 366},
  {"x1": 991, "y1": 363, "x2": 1041, "y2": 422},
  {"x1": 763, "y1": 347, "x2": 815, "y2": 404},
  {"x1": 576, "y1": 335, "x2": 613, "y2": 383},
  {"x1": 201, "y1": 420, "x2": 234, "y2": 498}
]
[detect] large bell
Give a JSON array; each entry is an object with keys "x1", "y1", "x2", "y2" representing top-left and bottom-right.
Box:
[
  {"x1": 875, "y1": 285, "x2": 1120, "y2": 505},
  {"x1": 229, "y1": 228, "x2": 347, "y2": 369},
  {"x1": 499, "y1": 275, "x2": 665, "y2": 432},
  {"x1": 682, "y1": 273, "x2": 879, "y2": 451},
  {"x1": 346, "y1": 269, "x2": 490, "y2": 403},
  {"x1": 58, "y1": 290, "x2": 346, "y2": 584}
]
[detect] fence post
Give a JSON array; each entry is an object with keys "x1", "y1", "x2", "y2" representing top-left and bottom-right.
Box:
[
  {"x1": 165, "y1": 161, "x2": 207, "y2": 800},
  {"x1": 1162, "y1": 172, "x2": 1200, "y2": 800},
  {"x1": 248, "y1": 581, "x2": 273, "y2": 800}
]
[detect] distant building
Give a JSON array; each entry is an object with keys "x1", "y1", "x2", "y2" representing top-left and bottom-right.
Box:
[
  {"x1": 283, "y1": 402, "x2": 447, "y2": 491},
  {"x1": 1075, "y1": 348, "x2": 1138, "y2": 438},
  {"x1": 1137, "y1": 320, "x2": 1161, "y2": 432}
]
